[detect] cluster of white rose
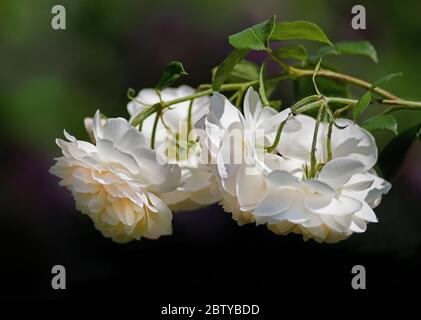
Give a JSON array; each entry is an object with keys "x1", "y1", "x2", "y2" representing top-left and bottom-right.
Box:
[{"x1": 51, "y1": 85, "x2": 391, "y2": 243}]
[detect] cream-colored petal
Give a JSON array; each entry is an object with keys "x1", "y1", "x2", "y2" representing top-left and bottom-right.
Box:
[
  {"x1": 304, "y1": 193, "x2": 362, "y2": 216},
  {"x1": 253, "y1": 189, "x2": 296, "y2": 217},
  {"x1": 236, "y1": 164, "x2": 266, "y2": 210},
  {"x1": 318, "y1": 157, "x2": 365, "y2": 188}
]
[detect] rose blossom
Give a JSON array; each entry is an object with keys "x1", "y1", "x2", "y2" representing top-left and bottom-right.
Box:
[
  {"x1": 127, "y1": 85, "x2": 221, "y2": 211},
  {"x1": 50, "y1": 111, "x2": 181, "y2": 243},
  {"x1": 202, "y1": 87, "x2": 298, "y2": 224},
  {"x1": 253, "y1": 115, "x2": 391, "y2": 243}
]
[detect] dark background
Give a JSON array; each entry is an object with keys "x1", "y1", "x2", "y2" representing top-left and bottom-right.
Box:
[{"x1": 0, "y1": 0, "x2": 420, "y2": 302}]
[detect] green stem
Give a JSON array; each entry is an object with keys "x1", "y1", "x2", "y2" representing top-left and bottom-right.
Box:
[
  {"x1": 265, "y1": 115, "x2": 290, "y2": 153},
  {"x1": 334, "y1": 104, "x2": 353, "y2": 117},
  {"x1": 310, "y1": 105, "x2": 325, "y2": 177},
  {"x1": 382, "y1": 99, "x2": 421, "y2": 108},
  {"x1": 279, "y1": 95, "x2": 421, "y2": 115},
  {"x1": 130, "y1": 90, "x2": 213, "y2": 127},
  {"x1": 150, "y1": 110, "x2": 160, "y2": 149},
  {"x1": 381, "y1": 99, "x2": 421, "y2": 114},
  {"x1": 294, "y1": 100, "x2": 325, "y2": 114},
  {"x1": 130, "y1": 82, "x2": 259, "y2": 127},
  {"x1": 327, "y1": 120, "x2": 333, "y2": 162},
  {"x1": 131, "y1": 69, "x2": 421, "y2": 128},
  {"x1": 326, "y1": 96, "x2": 421, "y2": 109},
  {"x1": 267, "y1": 50, "x2": 401, "y2": 100},
  {"x1": 312, "y1": 58, "x2": 323, "y2": 96},
  {"x1": 326, "y1": 97, "x2": 357, "y2": 105},
  {"x1": 291, "y1": 95, "x2": 321, "y2": 112},
  {"x1": 324, "y1": 107, "x2": 337, "y2": 162},
  {"x1": 235, "y1": 89, "x2": 245, "y2": 108},
  {"x1": 165, "y1": 89, "x2": 212, "y2": 106},
  {"x1": 130, "y1": 103, "x2": 160, "y2": 127},
  {"x1": 289, "y1": 66, "x2": 399, "y2": 100},
  {"x1": 187, "y1": 99, "x2": 194, "y2": 135}
]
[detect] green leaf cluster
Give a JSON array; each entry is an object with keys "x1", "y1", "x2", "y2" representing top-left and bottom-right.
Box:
[{"x1": 147, "y1": 16, "x2": 420, "y2": 180}]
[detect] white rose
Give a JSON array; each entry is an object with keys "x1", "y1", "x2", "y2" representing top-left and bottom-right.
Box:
[
  {"x1": 50, "y1": 111, "x2": 181, "y2": 243},
  {"x1": 127, "y1": 85, "x2": 221, "y2": 211},
  {"x1": 253, "y1": 115, "x2": 391, "y2": 243},
  {"x1": 203, "y1": 87, "x2": 297, "y2": 224}
]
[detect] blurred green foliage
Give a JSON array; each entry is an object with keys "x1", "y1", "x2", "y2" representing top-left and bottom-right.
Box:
[{"x1": 1, "y1": 0, "x2": 420, "y2": 154}]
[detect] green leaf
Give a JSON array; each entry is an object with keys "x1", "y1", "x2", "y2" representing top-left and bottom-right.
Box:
[
  {"x1": 212, "y1": 49, "x2": 248, "y2": 91},
  {"x1": 353, "y1": 91, "x2": 372, "y2": 121},
  {"x1": 378, "y1": 123, "x2": 421, "y2": 179},
  {"x1": 271, "y1": 21, "x2": 332, "y2": 46},
  {"x1": 362, "y1": 115, "x2": 398, "y2": 135},
  {"x1": 227, "y1": 60, "x2": 260, "y2": 82},
  {"x1": 156, "y1": 61, "x2": 188, "y2": 90},
  {"x1": 259, "y1": 62, "x2": 270, "y2": 106},
  {"x1": 229, "y1": 15, "x2": 276, "y2": 50},
  {"x1": 273, "y1": 45, "x2": 308, "y2": 62},
  {"x1": 311, "y1": 41, "x2": 378, "y2": 63},
  {"x1": 371, "y1": 72, "x2": 403, "y2": 90}
]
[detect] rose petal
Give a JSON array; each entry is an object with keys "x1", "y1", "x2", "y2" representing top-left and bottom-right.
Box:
[{"x1": 318, "y1": 157, "x2": 365, "y2": 188}]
